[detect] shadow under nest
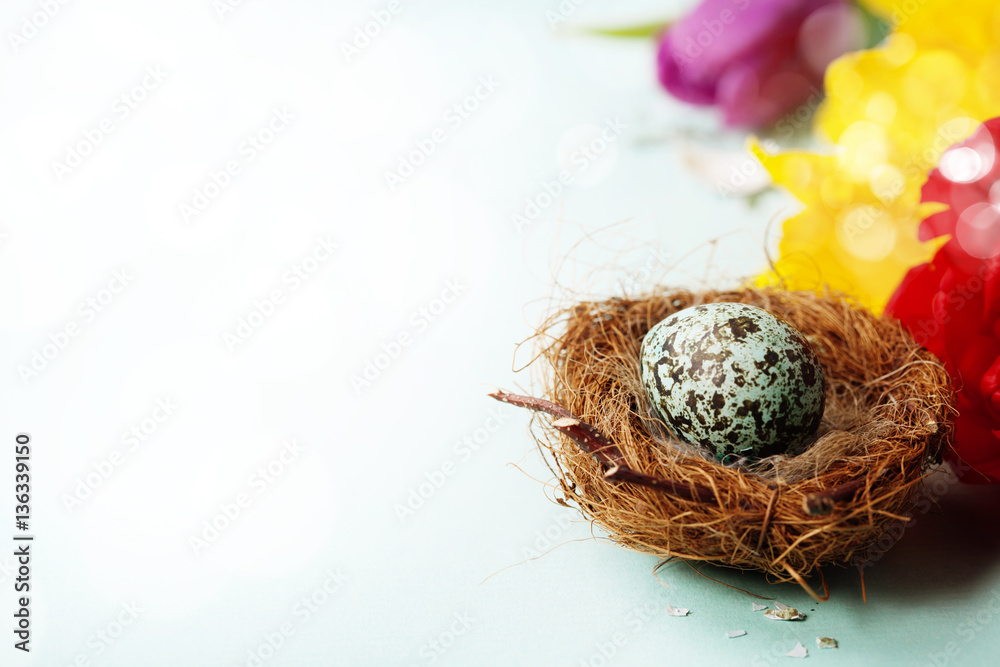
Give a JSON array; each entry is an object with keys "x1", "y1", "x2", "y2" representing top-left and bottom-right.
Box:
[{"x1": 496, "y1": 286, "x2": 956, "y2": 599}]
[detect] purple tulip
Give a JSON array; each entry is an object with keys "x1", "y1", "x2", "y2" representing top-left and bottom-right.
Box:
[{"x1": 656, "y1": 0, "x2": 865, "y2": 128}]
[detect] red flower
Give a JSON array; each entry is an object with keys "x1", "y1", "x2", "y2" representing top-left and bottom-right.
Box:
[
  {"x1": 919, "y1": 118, "x2": 1000, "y2": 269},
  {"x1": 886, "y1": 118, "x2": 1000, "y2": 483}
]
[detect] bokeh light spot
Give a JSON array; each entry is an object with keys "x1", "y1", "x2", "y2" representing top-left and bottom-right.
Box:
[
  {"x1": 828, "y1": 63, "x2": 864, "y2": 102},
  {"x1": 869, "y1": 164, "x2": 906, "y2": 203},
  {"x1": 955, "y1": 202, "x2": 1000, "y2": 259},
  {"x1": 865, "y1": 92, "x2": 898, "y2": 125},
  {"x1": 901, "y1": 51, "x2": 968, "y2": 117},
  {"x1": 883, "y1": 33, "x2": 917, "y2": 67},
  {"x1": 940, "y1": 146, "x2": 986, "y2": 183},
  {"x1": 836, "y1": 204, "x2": 897, "y2": 262}
]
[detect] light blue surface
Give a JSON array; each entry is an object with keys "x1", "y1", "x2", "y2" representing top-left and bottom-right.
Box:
[{"x1": 2, "y1": 0, "x2": 999, "y2": 665}]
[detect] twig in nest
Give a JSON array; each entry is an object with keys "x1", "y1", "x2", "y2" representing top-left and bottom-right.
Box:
[
  {"x1": 600, "y1": 463, "x2": 716, "y2": 504},
  {"x1": 802, "y1": 478, "x2": 866, "y2": 516},
  {"x1": 489, "y1": 390, "x2": 624, "y2": 467},
  {"x1": 489, "y1": 389, "x2": 716, "y2": 504}
]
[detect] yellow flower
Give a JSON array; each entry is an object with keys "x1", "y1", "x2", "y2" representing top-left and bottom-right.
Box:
[
  {"x1": 757, "y1": 0, "x2": 1000, "y2": 312},
  {"x1": 752, "y1": 141, "x2": 945, "y2": 309}
]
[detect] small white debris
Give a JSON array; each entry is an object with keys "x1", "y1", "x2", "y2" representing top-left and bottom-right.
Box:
[
  {"x1": 665, "y1": 605, "x2": 690, "y2": 617},
  {"x1": 786, "y1": 642, "x2": 808, "y2": 658},
  {"x1": 773, "y1": 601, "x2": 790, "y2": 610},
  {"x1": 552, "y1": 417, "x2": 579, "y2": 427},
  {"x1": 764, "y1": 607, "x2": 806, "y2": 621},
  {"x1": 816, "y1": 636, "x2": 838, "y2": 649},
  {"x1": 726, "y1": 630, "x2": 747, "y2": 638},
  {"x1": 751, "y1": 603, "x2": 767, "y2": 612}
]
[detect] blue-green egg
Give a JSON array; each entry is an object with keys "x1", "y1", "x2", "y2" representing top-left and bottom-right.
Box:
[{"x1": 640, "y1": 302, "x2": 825, "y2": 460}]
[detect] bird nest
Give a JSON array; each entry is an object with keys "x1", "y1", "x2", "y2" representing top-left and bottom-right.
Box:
[{"x1": 493, "y1": 287, "x2": 956, "y2": 598}]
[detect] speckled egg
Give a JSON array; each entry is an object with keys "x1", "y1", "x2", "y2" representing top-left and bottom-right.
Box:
[{"x1": 640, "y1": 302, "x2": 825, "y2": 460}]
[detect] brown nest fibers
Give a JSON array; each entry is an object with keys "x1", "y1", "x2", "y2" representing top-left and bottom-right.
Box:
[{"x1": 493, "y1": 287, "x2": 956, "y2": 598}]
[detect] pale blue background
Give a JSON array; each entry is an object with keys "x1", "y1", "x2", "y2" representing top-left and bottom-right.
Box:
[{"x1": 2, "y1": 0, "x2": 999, "y2": 665}]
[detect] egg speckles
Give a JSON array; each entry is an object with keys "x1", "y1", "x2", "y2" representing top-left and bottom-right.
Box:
[{"x1": 640, "y1": 303, "x2": 825, "y2": 460}]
